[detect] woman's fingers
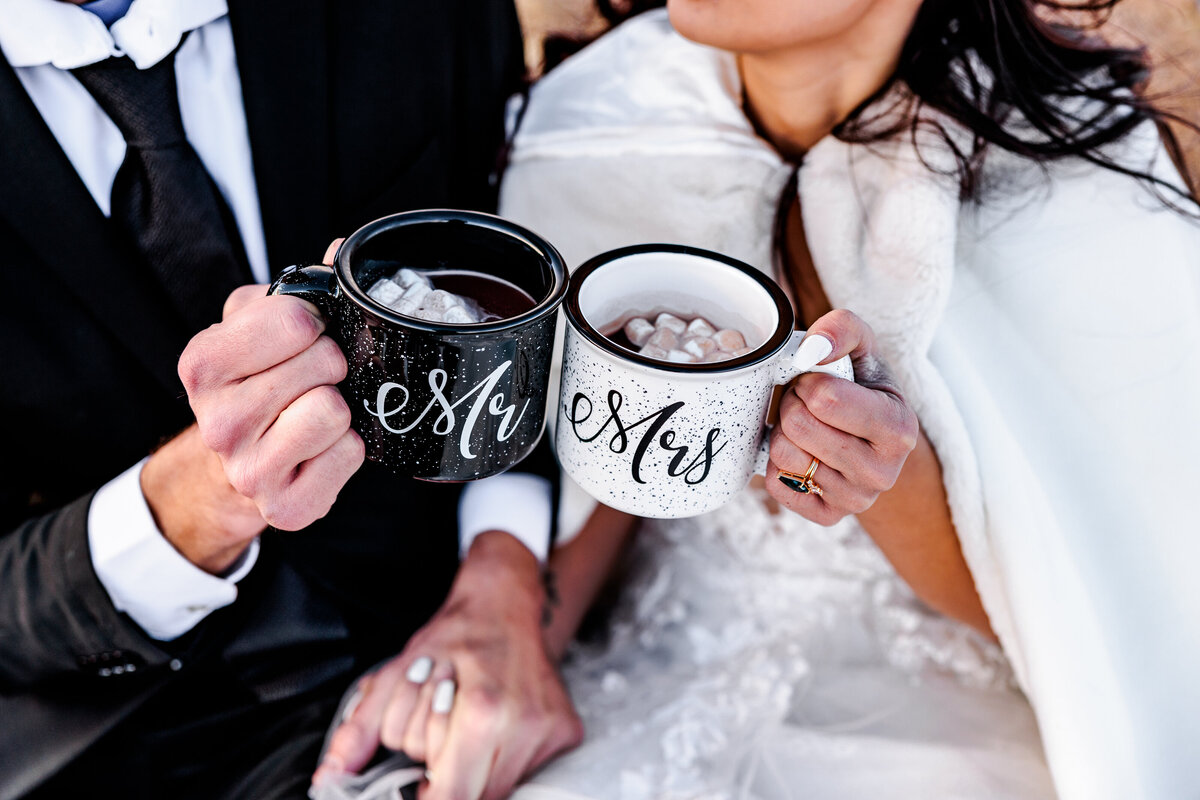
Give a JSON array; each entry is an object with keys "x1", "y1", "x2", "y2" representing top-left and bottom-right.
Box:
[
  {"x1": 315, "y1": 667, "x2": 399, "y2": 785},
  {"x1": 396, "y1": 661, "x2": 455, "y2": 763},
  {"x1": 769, "y1": 309, "x2": 919, "y2": 524},
  {"x1": 421, "y1": 675, "x2": 456, "y2": 769},
  {"x1": 781, "y1": 378, "x2": 915, "y2": 487}
]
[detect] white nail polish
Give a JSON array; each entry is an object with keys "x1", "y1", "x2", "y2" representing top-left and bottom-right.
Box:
[
  {"x1": 405, "y1": 656, "x2": 433, "y2": 684},
  {"x1": 431, "y1": 678, "x2": 457, "y2": 714},
  {"x1": 796, "y1": 334, "x2": 833, "y2": 369}
]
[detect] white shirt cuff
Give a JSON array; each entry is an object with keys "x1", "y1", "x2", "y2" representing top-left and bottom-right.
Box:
[
  {"x1": 87, "y1": 458, "x2": 260, "y2": 641},
  {"x1": 458, "y1": 473, "x2": 552, "y2": 563}
]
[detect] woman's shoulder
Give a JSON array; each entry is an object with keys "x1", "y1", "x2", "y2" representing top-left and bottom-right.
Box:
[
  {"x1": 965, "y1": 119, "x2": 1196, "y2": 241},
  {"x1": 512, "y1": 9, "x2": 773, "y2": 163}
]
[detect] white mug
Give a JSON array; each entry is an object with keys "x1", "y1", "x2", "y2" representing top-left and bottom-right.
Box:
[{"x1": 555, "y1": 244, "x2": 852, "y2": 519}]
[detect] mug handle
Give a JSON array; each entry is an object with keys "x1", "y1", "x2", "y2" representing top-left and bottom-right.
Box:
[
  {"x1": 751, "y1": 330, "x2": 854, "y2": 475},
  {"x1": 267, "y1": 264, "x2": 340, "y2": 317}
]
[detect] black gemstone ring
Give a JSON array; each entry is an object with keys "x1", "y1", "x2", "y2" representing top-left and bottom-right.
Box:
[{"x1": 779, "y1": 458, "x2": 823, "y2": 496}]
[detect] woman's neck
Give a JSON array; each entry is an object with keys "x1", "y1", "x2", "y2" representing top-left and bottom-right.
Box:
[{"x1": 738, "y1": 4, "x2": 920, "y2": 161}]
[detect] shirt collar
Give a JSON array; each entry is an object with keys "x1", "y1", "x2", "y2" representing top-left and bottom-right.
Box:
[{"x1": 0, "y1": 0, "x2": 228, "y2": 70}]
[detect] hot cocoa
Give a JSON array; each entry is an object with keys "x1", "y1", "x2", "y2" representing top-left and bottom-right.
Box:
[
  {"x1": 367, "y1": 268, "x2": 536, "y2": 324},
  {"x1": 602, "y1": 310, "x2": 752, "y2": 364}
]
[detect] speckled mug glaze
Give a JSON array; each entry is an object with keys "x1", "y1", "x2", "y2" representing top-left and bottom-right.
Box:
[
  {"x1": 557, "y1": 245, "x2": 852, "y2": 518},
  {"x1": 269, "y1": 210, "x2": 566, "y2": 481}
]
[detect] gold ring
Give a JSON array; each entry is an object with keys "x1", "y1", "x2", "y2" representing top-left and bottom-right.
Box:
[{"x1": 779, "y1": 458, "x2": 824, "y2": 497}]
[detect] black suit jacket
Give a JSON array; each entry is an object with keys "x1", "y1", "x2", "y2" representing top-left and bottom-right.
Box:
[{"x1": 0, "y1": 3, "x2": 528, "y2": 797}]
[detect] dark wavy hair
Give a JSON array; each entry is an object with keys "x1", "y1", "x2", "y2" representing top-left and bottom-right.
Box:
[{"x1": 544, "y1": 0, "x2": 1197, "y2": 210}]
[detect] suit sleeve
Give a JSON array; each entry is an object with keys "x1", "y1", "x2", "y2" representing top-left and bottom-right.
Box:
[{"x1": 0, "y1": 492, "x2": 173, "y2": 689}]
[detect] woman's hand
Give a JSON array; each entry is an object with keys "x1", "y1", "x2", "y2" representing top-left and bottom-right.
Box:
[{"x1": 766, "y1": 309, "x2": 918, "y2": 524}]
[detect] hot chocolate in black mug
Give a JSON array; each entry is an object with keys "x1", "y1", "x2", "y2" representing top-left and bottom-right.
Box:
[{"x1": 269, "y1": 210, "x2": 567, "y2": 481}]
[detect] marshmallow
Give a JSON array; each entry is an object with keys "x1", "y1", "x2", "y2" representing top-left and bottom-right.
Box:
[
  {"x1": 623, "y1": 317, "x2": 655, "y2": 347},
  {"x1": 367, "y1": 278, "x2": 404, "y2": 307},
  {"x1": 654, "y1": 313, "x2": 687, "y2": 335},
  {"x1": 666, "y1": 349, "x2": 696, "y2": 363},
  {"x1": 423, "y1": 289, "x2": 464, "y2": 313},
  {"x1": 612, "y1": 310, "x2": 751, "y2": 365},
  {"x1": 645, "y1": 328, "x2": 679, "y2": 351},
  {"x1": 367, "y1": 272, "x2": 484, "y2": 324},
  {"x1": 393, "y1": 269, "x2": 428, "y2": 289},
  {"x1": 394, "y1": 298, "x2": 421, "y2": 317},
  {"x1": 401, "y1": 281, "x2": 432, "y2": 306},
  {"x1": 713, "y1": 329, "x2": 746, "y2": 352},
  {"x1": 443, "y1": 306, "x2": 477, "y2": 324},
  {"x1": 682, "y1": 337, "x2": 716, "y2": 358},
  {"x1": 685, "y1": 318, "x2": 715, "y2": 338}
]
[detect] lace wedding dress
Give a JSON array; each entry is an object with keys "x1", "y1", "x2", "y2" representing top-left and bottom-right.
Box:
[{"x1": 512, "y1": 486, "x2": 1054, "y2": 800}]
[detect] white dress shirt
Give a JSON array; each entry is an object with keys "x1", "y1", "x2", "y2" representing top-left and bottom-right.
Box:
[{"x1": 1, "y1": 0, "x2": 551, "y2": 641}]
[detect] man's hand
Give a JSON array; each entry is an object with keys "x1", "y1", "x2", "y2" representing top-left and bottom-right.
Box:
[
  {"x1": 314, "y1": 531, "x2": 583, "y2": 800},
  {"x1": 152, "y1": 239, "x2": 363, "y2": 573}
]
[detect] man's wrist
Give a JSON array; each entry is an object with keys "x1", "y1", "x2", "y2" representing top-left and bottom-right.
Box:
[
  {"x1": 141, "y1": 424, "x2": 265, "y2": 574},
  {"x1": 451, "y1": 530, "x2": 546, "y2": 622}
]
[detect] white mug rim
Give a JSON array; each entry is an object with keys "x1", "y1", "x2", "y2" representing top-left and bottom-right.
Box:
[{"x1": 563, "y1": 244, "x2": 796, "y2": 374}]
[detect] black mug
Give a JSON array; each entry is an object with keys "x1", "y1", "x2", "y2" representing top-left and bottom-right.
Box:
[{"x1": 268, "y1": 210, "x2": 567, "y2": 481}]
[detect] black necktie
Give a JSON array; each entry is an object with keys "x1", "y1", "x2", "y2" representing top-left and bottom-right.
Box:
[{"x1": 72, "y1": 46, "x2": 252, "y2": 333}]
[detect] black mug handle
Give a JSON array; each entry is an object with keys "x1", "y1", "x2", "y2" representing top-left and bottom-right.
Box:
[{"x1": 268, "y1": 264, "x2": 340, "y2": 317}]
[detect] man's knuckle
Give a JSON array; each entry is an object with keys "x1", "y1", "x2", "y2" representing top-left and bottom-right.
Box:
[
  {"x1": 224, "y1": 457, "x2": 259, "y2": 498},
  {"x1": 307, "y1": 384, "x2": 351, "y2": 428},
  {"x1": 198, "y1": 408, "x2": 246, "y2": 455},
  {"x1": 261, "y1": 494, "x2": 305, "y2": 530},
  {"x1": 275, "y1": 299, "x2": 322, "y2": 348},
  {"x1": 316, "y1": 336, "x2": 348, "y2": 383},
  {"x1": 344, "y1": 431, "x2": 366, "y2": 465},
  {"x1": 178, "y1": 337, "x2": 215, "y2": 391}
]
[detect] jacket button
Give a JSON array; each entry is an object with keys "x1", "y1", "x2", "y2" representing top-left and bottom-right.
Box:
[{"x1": 169, "y1": 658, "x2": 183, "y2": 672}]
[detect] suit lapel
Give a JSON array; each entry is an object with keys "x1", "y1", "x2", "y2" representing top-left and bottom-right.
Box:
[
  {"x1": 0, "y1": 58, "x2": 192, "y2": 395},
  {"x1": 227, "y1": 0, "x2": 332, "y2": 275}
]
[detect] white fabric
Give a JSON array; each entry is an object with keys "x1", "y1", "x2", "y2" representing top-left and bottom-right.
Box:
[
  {"x1": 501, "y1": 10, "x2": 1200, "y2": 800},
  {"x1": 459, "y1": 473, "x2": 553, "y2": 562},
  {"x1": 87, "y1": 460, "x2": 259, "y2": 640},
  {"x1": 3, "y1": 0, "x2": 553, "y2": 641}
]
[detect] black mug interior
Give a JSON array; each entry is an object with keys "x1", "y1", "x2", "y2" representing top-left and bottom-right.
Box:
[{"x1": 338, "y1": 211, "x2": 561, "y2": 327}]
